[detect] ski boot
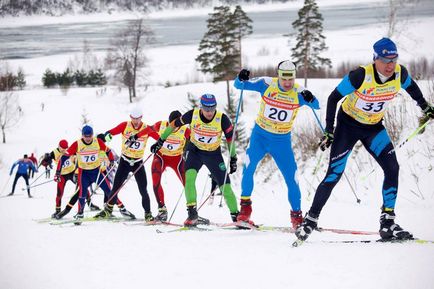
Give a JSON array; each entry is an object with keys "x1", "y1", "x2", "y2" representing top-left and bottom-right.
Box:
[
  {"x1": 73, "y1": 212, "x2": 84, "y2": 225},
  {"x1": 230, "y1": 212, "x2": 239, "y2": 222},
  {"x1": 51, "y1": 208, "x2": 61, "y2": 219},
  {"x1": 94, "y1": 204, "x2": 113, "y2": 219},
  {"x1": 155, "y1": 206, "x2": 168, "y2": 222},
  {"x1": 89, "y1": 202, "x2": 101, "y2": 211},
  {"x1": 145, "y1": 212, "x2": 155, "y2": 223},
  {"x1": 379, "y1": 208, "x2": 413, "y2": 240},
  {"x1": 290, "y1": 210, "x2": 303, "y2": 229},
  {"x1": 236, "y1": 199, "x2": 255, "y2": 226},
  {"x1": 55, "y1": 206, "x2": 71, "y2": 219},
  {"x1": 119, "y1": 207, "x2": 136, "y2": 220},
  {"x1": 295, "y1": 211, "x2": 319, "y2": 241},
  {"x1": 184, "y1": 206, "x2": 209, "y2": 227}
]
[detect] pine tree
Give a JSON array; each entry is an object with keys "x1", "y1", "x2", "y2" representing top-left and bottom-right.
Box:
[
  {"x1": 196, "y1": 6, "x2": 239, "y2": 109},
  {"x1": 16, "y1": 68, "x2": 26, "y2": 90},
  {"x1": 232, "y1": 5, "x2": 253, "y2": 69},
  {"x1": 42, "y1": 69, "x2": 57, "y2": 87},
  {"x1": 291, "y1": 0, "x2": 331, "y2": 87},
  {"x1": 74, "y1": 69, "x2": 88, "y2": 86}
]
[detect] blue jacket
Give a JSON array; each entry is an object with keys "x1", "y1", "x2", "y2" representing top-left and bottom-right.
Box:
[{"x1": 10, "y1": 159, "x2": 37, "y2": 175}]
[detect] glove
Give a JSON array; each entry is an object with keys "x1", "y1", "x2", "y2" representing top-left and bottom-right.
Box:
[
  {"x1": 125, "y1": 134, "x2": 138, "y2": 146},
  {"x1": 150, "y1": 138, "x2": 164, "y2": 153},
  {"x1": 54, "y1": 174, "x2": 61, "y2": 182},
  {"x1": 229, "y1": 156, "x2": 237, "y2": 174},
  {"x1": 104, "y1": 132, "x2": 113, "y2": 143},
  {"x1": 319, "y1": 131, "x2": 334, "y2": 151},
  {"x1": 73, "y1": 174, "x2": 78, "y2": 183},
  {"x1": 301, "y1": 90, "x2": 315, "y2": 103},
  {"x1": 238, "y1": 69, "x2": 250, "y2": 81},
  {"x1": 422, "y1": 105, "x2": 434, "y2": 119}
]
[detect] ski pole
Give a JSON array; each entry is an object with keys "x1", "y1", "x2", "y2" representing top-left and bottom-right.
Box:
[
  {"x1": 361, "y1": 118, "x2": 431, "y2": 181},
  {"x1": 309, "y1": 106, "x2": 361, "y2": 204},
  {"x1": 106, "y1": 153, "x2": 153, "y2": 204},
  {"x1": 217, "y1": 83, "x2": 245, "y2": 208},
  {"x1": 28, "y1": 172, "x2": 45, "y2": 187},
  {"x1": 168, "y1": 189, "x2": 185, "y2": 223},
  {"x1": 22, "y1": 179, "x2": 54, "y2": 190}
]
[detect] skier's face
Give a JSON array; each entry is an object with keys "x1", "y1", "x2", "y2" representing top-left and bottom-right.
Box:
[
  {"x1": 201, "y1": 108, "x2": 216, "y2": 120},
  {"x1": 131, "y1": 116, "x2": 142, "y2": 127},
  {"x1": 278, "y1": 77, "x2": 295, "y2": 91},
  {"x1": 375, "y1": 55, "x2": 398, "y2": 78}
]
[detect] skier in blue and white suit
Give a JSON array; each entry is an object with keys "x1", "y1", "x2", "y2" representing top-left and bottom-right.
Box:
[{"x1": 234, "y1": 60, "x2": 320, "y2": 229}]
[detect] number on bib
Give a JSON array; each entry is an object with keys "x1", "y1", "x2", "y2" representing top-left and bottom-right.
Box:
[
  {"x1": 264, "y1": 105, "x2": 293, "y2": 122},
  {"x1": 356, "y1": 100, "x2": 386, "y2": 113}
]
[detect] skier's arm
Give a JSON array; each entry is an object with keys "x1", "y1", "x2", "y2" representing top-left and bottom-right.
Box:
[
  {"x1": 234, "y1": 76, "x2": 270, "y2": 95},
  {"x1": 136, "y1": 125, "x2": 160, "y2": 140},
  {"x1": 221, "y1": 114, "x2": 237, "y2": 158},
  {"x1": 160, "y1": 110, "x2": 194, "y2": 141},
  {"x1": 9, "y1": 161, "x2": 18, "y2": 175},
  {"x1": 325, "y1": 67, "x2": 365, "y2": 132},
  {"x1": 97, "y1": 138, "x2": 114, "y2": 162},
  {"x1": 400, "y1": 65, "x2": 430, "y2": 110}
]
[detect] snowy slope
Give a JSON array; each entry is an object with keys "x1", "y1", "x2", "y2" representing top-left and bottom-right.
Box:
[{"x1": 1, "y1": 2, "x2": 434, "y2": 289}]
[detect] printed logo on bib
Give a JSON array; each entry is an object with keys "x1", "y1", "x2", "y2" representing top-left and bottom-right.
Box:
[
  {"x1": 262, "y1": 96, "x2": 299, "y2": 123},
  {"x1": 354, "y1": 91, "x2": 394, "y2": 114}
]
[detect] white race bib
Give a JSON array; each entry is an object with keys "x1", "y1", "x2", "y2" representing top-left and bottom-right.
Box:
[{"x1": 263, "y1": 104, "x2": 294, "y2": 123}]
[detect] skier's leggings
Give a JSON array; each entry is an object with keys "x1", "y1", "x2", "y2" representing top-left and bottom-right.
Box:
[
  {"x1": 107, "y1": 156, "x2": 151, "y2": 213},
  {"x1": 310, "y1": 111, "x2": 399, "y2": 216},
  {"x1": 55, "y1": 172, "x2": 75, "y2": 209}
]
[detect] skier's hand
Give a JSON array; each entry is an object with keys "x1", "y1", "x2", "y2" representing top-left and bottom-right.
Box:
[
  {"x1": 54, "y1": 174, "x2": 61, "y2": 183},
  {"x1": 238, "y1": 69, "x2": 250, "y2": 81},
  {"x1": 422, "y1": 104, "x2": 434, "y2": 119},
  {"x1": 229, "y1": 156, "x2": 237, "y2": 174},
  {"x1": 319, "y1": 131, "x2": 334, "y2": 151},
  {"x1": 104, "y1": 132, "x2": 113, "y2": 142},
  {"x1": 150, "y1": 138, "x2": 164, "y2": 154},
  {"x1": 301, "y1": 90, "x2": 315, "y2": 103}
]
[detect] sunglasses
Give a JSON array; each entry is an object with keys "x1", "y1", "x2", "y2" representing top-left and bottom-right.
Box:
[
  {"x1": 377, "y1": 55, "x2": 398, "y2": 64},
  {"x1": 201, "y1": 105, "x2": 216, "y2": 112}
]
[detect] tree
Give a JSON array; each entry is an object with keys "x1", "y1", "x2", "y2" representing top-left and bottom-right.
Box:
[
  {"x1": 0, "y1": 91, "x2": 22, "y2": 143},
  {"x1": 106, "y1": 18, "x2": 154, "y2": 103},
  {"x1": 42, "y1": 69, "x2": 57, "y2": 87},
  {"x1": 232, "y1": 5, "x2": 253, "y2": 69},
  {"x1": 291, "y1": 0, "x2": 331, "y2": 87},
  {"x1": 196, "y1": 6, "x2": 239, "y2": 109},
  {"x1": 16, "y1": 68, "x2": 26, "y2": 89}
]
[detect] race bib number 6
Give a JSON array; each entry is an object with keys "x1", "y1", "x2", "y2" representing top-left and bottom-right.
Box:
[{"x1": 163, "y1": 142, "x2": 181, "y2": 151}]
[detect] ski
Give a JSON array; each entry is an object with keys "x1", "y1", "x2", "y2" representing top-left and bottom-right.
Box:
[
  {"x1": 156, "y1": 226, "x2": 213, "y2": 234},
  {"x1": 123, "y1": 220, "x2": 183, "y2": 227},
  {"x1": 292, "y1": 238, "x2": 434, "y2": 247},
  {"x1": 49, "y1": 216, "x2": 134, "y2": 226}
]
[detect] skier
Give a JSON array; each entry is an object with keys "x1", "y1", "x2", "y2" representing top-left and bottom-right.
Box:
[
  {"x1": 147, "y1": 110, "x2": 190, "y2": 221},
  {"x1": 9, "y1": 154, "x2": 38, "y2": 198},
  {"x1": 150, "y1": 94, "x2": 239, "y2": 226},
  {"x1": 57, "y1": 125, "x2": 133, "y2": 222},
  {"x1": 296, "y1": 37, "x2": 434, "y2": 242},
  {"x1": 39, "y1": 152, "x2": 53, "y2": 179},
  {"x1": 94, "y1": 108, "x2": 160, "y2": 222},
  {"x1": 28, "y1": 153, "x2": 38, "y2": 178},
  {"x1": 234, "y1": 60, "x2": 320, "y2": 229}
]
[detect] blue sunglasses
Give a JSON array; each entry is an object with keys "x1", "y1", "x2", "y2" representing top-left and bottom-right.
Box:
[{"x1": 376, "y1": 55, "x2": 398, "y2": 64}]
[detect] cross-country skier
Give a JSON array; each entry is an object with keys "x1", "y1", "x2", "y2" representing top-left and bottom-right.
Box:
[
  {"x1": 146, "y1": 110, "x2": 191, "y2": 221},
  {"x1": 296, "y1": 37, "x2": 434, "y2": 242},
  {"x1": 150, "y1": 94, "x2": 239, "y2": 226},
  {"x1": 234, "y1": 60, "x2": 320, "y2": 229},
  {"x1": 9, "y1": 154, "x2": 38, "y2": 198},
  {"x1": 94, "y1": 108, "x2": 160, "y2": 222}
]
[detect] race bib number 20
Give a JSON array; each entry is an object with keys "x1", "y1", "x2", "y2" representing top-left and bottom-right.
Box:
[{"x1": 264, "y1": 105, "x2": 293, "y2": 122}]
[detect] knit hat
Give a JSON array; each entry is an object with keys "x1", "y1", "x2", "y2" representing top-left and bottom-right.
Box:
[
  {"x1": 277, "y1": 60, "x2": 296, "y2": 79},
  {"x1": 59, "y1": 139, "x2": 69, "y2": 149},
  {"x1": 82, "y1": 125, "x2": 93, "y2": 136},
  {"x1": 200, "y1": 94, "x2": 217, "y2": 111},
  {"x1": 130, "y1": 107, "x2": 143, "y2": 119},
  {"x1": 169, "y1": 110, "x2": 182, "y2": 122},
  {"x1": 373, "y1": 37, "x2": 398, "y2": 59}
]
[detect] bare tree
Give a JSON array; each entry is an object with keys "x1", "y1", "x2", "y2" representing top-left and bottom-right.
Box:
[
  {"x1": 106, "y1": 18, "x2": 154, "y2": 103},
  {"x1": 386, "y1": 0, "x2": 419, "y2": 38},
  {"x1": 0, "y1": 91, "x2": 22, "y2": 143}
]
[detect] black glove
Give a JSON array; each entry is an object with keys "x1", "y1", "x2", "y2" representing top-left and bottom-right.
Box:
[
  {"x1": 422, "y1": 105, "x2": 434, "y2": 119},
  {"x1": 238, "y1": 69, "x2": 250, "y2": 81},
  {"x1": 150, "y1": 138, "x2": 164, "y2": 153},
  {"x1": 54, "y1": 174, "x2": 61, "y2": 183},
  {"x1": 319, "y1": 131, "x2": 334, "y2": 151},
  {"x1": 73, "y1": 173, "x2": 78, "y2": 183},
  {"x1": 229, "y1": 156, "x2": 237, "y2": 174},
  {"x1": 301, "y1": 90, "x2": 315, "y2": 103}
]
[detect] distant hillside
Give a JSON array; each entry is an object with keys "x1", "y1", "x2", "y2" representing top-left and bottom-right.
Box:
[{"x1": 0, "y1": 0, "x2": 291, "y2": 16}]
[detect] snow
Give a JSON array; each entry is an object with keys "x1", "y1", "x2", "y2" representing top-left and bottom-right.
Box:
[{"x1": 1, "y1": 2, "x2": 434, "y2": 289}]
